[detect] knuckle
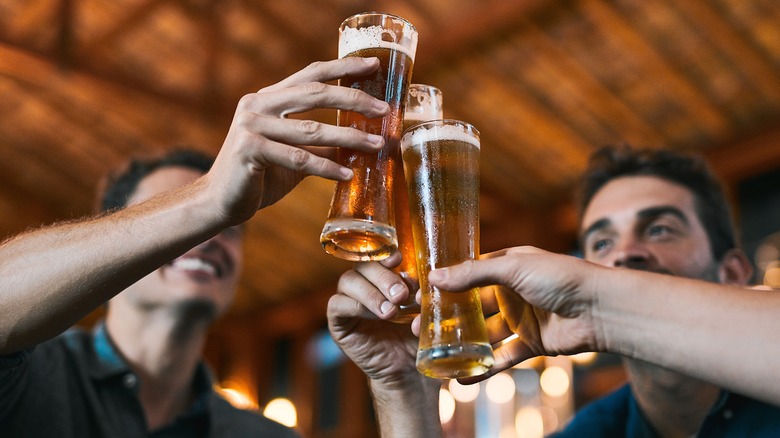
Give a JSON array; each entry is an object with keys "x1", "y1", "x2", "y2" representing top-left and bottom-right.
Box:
[
  {"x1": 305, "y1": 60, "x2": 324, "y2": 72},
  {"x1": 303, "y1": 81, "x2": 328, "y2": 95},
  {"x1": 346, "y1": 87, "x2": 367, "y2": 103},
  {"x1": 236, "y1": 93, "x2": 255, "y2": 111},
  {"x1": 296, "y1": 120, "x2": 322, "y2": 138},
  {"x1": 337, "y1": 270, "x2": 358, "y2": 291},
  {"x1": 288, "y1": 148, "x2": 311, "y2": 169}
]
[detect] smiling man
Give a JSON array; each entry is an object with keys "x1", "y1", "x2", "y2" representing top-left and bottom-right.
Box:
[{"x1": 0, "y1": 150, "x2": 297, "y2": 437}]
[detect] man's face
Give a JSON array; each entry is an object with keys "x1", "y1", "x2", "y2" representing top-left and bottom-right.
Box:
[
  {"x1": 113, "y1": 166, "x2": 243, "y2": 318},
  {"x1": 580, "y1": 175, "x2": 718, "y2": 281}
]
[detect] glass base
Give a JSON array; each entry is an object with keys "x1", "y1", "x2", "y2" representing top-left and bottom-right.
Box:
[
  {"x1": 416, "y1": 343, "x2": 494, "y2": 379},
  {"x1": 320, "y1": 218, "x2": 397, "y2": 262}
]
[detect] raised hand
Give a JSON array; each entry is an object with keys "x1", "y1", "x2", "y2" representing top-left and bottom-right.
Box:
[
  {"x1": 426, "y1": 246, "x2": 599, "y2": 382},
  {"x1": 206, "y1": 57, "x2": 391, "y2": 225}
]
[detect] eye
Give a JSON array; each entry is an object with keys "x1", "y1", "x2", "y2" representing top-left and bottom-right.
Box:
[
  {"x1": 647, "y1": 224, "x2": 672, "y2": 237},
  {"x1": 590, "y1": 238, "x2": 612, "y2": 253}
]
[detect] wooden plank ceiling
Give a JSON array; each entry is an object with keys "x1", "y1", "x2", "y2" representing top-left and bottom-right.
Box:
[{"x1": 2, "y1": 0, "x2": 780, "y2": 319}]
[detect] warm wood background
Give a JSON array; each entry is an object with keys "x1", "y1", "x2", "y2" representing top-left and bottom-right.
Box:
[{"x1": 3, "y1": 1, "x2": 780, "y2": 436}]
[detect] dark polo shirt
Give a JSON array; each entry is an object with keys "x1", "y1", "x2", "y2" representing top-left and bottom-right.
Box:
[
  {"x1": 551, "y1": 383, "x2": 780, "y2": 437},
  {"x1": 0, "y1": 324, "x2": 299, "y2": 438}
]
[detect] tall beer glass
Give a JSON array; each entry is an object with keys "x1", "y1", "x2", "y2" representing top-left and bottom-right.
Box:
[
  {"x1": 401, "y1": 120, "x2": 494, "y2": 379},
  {"x1": 392, "y1": 85, "x2": 443, "y2": 323},
  {"x1": 320, "y1": 13, "x2": 418, "y2": 262}
]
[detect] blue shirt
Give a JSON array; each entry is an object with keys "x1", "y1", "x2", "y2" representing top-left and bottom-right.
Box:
[
  {"x1": 0, "y1": 324, "x2": 299, "y2": 438},
  {"x1": 551, "y1": 383, "x2": 780, "y2": 437}
]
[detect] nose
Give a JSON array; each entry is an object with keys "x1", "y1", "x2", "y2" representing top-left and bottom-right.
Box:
[{"x1": 610, "y1": 237, "x2": 652, "y2": 270}]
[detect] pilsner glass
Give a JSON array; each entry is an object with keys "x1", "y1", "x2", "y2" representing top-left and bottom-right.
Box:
[
  {"x1": 320, "y1": 12, "x2": 418, "y2": 262},
  {"x1": 401, "y1": 120, "x2": 494, "y2": 379},
  {"x1": 392, "y1": 84, "x2": 443, "y2": 323}
]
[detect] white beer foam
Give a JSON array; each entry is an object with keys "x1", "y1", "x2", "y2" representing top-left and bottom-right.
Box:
[
  {"x1": 405, "y1": 107, "x2": 440, "y2": 122},
  {"x1": 402, "y1": 123, "x2": 481, "y2": 152},
  {"x1": 339, "y1": 25, "x2": 417, "y2": 62}
]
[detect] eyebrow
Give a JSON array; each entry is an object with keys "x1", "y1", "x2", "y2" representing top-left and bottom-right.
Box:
[
  {"x1": 581, "y1": 218, "x2": 611, "y2": 244},
  {"x1": 637, "y1": 205, "x2": 690, "y2": 225},
  {"x1": 580, "y1": 205, "x2": 691, "y2": 243}
]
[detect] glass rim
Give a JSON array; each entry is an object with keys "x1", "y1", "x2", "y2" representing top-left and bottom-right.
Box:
[
  {"x1": 401, "y1": 119, "x2": 481, "y2": 152},
  {"x1": 402, "y1": 119, "x2": 480, "y2": 137},
  {"x1": 408, "y1": 83, "x2": 442, "y2": 94},
  {"x1": 340, "y1": 11, "x2": 417, "y2": 33}
]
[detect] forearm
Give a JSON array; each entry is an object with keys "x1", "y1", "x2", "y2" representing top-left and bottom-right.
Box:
[
  {"x1": 370, "y1": 377, "x2": 443, "y2": 438},
  {"x1": 591, "y1": 268, "x2": 780, "y2": 404},
  {"x1": 0, "y1": 178, "x2": 224, "y2": 354}
]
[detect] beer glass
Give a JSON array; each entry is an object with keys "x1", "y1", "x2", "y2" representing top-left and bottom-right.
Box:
[
  {"x1": 392, "y1": 84, "x2": 444, "y2": 323},
  {"x1": 401, "y1": 120, "x2": 494, "y2": 379},
  {"x1": 320, "y1": 13, "x2": 418, "y2": 262}
]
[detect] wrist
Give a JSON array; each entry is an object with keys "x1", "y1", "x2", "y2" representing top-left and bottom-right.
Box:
[
  {"x1": 578, "y1": 261, "x2": 613, "y2": 353},
  {"x1": 369, "y1": 375, "x2": 443, "y2": 438}
]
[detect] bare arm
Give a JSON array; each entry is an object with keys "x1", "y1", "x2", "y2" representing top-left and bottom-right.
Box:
[
  {"x1": 327, "y1": 257, "x2": 443, "y2": 438},
  {"x1": 0, "y1": 181, "x2": 218, "y2": 354},
  {"x1": 370, "y1": 379, "x2": 442, "y2": 438},
  {"x1": 0, "y1": 57, "x2": 389, "y2": 355},
  {"x1": 592, "y1": 268, "x2": 779, "y2": 405},
  {"x1": 428, "y1": 246, "x2": 780, "y2": 405}
]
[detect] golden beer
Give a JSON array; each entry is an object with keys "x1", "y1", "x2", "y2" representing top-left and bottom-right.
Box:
[
  {"x1": 401, "y1": 120, "x2": 494, "y2": 379},
  {"x1": 321, "y1": 13, "x2": 417, "y2": 262},
  {"x1": 392, "y1": 85, "x2": 443, "y2": 323}
]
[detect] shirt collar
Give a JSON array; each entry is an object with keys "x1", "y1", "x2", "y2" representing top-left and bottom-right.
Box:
[
  {"x1": 89, "y1": 321, "x2": 214, "y2": 400},
  {"x1": 89, "y1": 322, "x2": 132, "y2": 380},
  {"x1": 707, "y1": 390, "x2": 732, "y2": 415}
]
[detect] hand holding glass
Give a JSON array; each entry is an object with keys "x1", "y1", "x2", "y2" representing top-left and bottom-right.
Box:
[{"x1": 320, "y1": 12, "x2": 418, "y2": 261}]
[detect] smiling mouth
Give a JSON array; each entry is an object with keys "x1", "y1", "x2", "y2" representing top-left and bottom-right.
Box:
[{"x1": 170, "y1": 257, "x2": 221, "y2": 277}]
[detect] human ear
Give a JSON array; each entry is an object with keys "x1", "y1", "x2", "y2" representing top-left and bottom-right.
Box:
[{"x1": 717, "y1": 249, "x2": 754, "y2": 285}]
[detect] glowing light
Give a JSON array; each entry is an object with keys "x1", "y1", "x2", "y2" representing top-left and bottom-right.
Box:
[
  {"x1": 515, "y1": 406, "x2": 544, "y2": 438},
  {"x1": 215, "y1": 383, "x2": 258, "y2": 410},
  {"x1": 569, "y1": 352, "x2": 597, "y2": 365},
  {"x1": 439, "y1": 388, "x2": 456, "y2": 424},
  {"x1": 486, "y1": 372, "x2": 516, "y2": 404},
  {"x1": 449, "y1": 379, "x2": 480, "y2": 403},
  {"x1": 263, "y1": 398, "x2": 298, "y2": 428},
  {"x1": 765, "y1": 263, "x2": 780, "y2": 288},
  {"x1": 539, "y1": 366, "x2": 570, "y2": 397}
]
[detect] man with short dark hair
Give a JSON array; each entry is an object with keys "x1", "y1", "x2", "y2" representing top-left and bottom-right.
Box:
[
  {"x1": 328, "y1": 145, "x2": 780, "y2": 437},
  {"x1": 0, "y1": 56, "x2": 390, "y2": 437}
]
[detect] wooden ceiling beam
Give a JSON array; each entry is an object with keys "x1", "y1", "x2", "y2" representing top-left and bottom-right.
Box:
[
  {"x1": 55, "y1": 0, "x2": 74, "y2": 67},
  {"x1": 579, "y1": 0, "x2": 730, "y2": 139},
  {"x1": 413, "y1": 0, "x2": 555, "y2": 72},
  {"x1": 78, "y1": 0, "x2": 172, "y2": 57},
  {"x1": 513, "y1": 18, "x2": 665, "y2": 147},
  {"x1": 234, "y1": 0, "x2": 325, "y2": 77},
  {"x1": 669, "y1": 0, "x2": 780, "y2": 102},
  {"x1": 0, "y1": 37, "x2": 204, "y2": 110}
]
